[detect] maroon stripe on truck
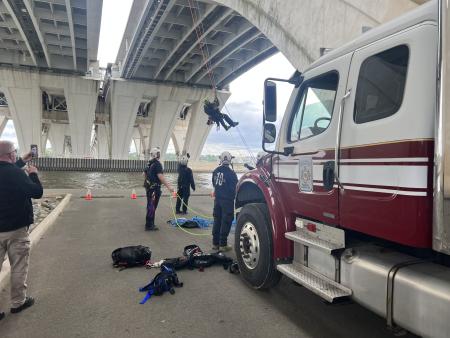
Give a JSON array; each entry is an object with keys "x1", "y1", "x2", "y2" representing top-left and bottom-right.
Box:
[{"x1": 340, "y1": 139, "x2": 434, "y2": 159}]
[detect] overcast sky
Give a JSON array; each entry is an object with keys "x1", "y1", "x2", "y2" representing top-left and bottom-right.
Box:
[{"x1": 1, "y1": 0, "x2": 295, "y2": 157}]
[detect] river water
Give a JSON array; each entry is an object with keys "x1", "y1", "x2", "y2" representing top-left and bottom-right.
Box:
[{"x1": 38, "y1": 171, "x2": 243, "y2": 190}]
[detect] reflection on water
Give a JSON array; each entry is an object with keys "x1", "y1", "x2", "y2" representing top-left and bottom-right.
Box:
[{"x1": 38, "y1": 171, "x2": 219, "y2": 190}]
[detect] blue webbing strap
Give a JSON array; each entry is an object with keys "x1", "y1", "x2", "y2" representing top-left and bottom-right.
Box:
[{"x1": 139, "y1": 289, "x2": 154, "y2": 304}]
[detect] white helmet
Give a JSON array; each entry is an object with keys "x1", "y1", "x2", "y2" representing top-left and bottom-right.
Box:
[
  {"x1": 219, "y1": 151, "x2": 233, "y2": 165},
  {"x1": 179, "y1": 155, "x2": 189, "y2": 165},
  {"x1": 256, "y1": 151, "x2": 266, "y2": 162},
  {"x1": 150, "y1": 147, "x2": 161, "y2": 159}
]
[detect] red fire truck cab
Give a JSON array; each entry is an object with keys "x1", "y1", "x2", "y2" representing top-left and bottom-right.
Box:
[{"x1": 234, "y1": 1, "x2": 450, "y2": 337}]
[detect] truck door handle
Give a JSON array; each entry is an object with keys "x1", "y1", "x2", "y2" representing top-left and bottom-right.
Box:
[{"x1": 323, "y1": 161, "x2": 335, "y2": 191}]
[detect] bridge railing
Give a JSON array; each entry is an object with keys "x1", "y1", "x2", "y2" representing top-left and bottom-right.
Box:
[{"x1": 32, "y1": 158, "x2": 179, "y2": 173}]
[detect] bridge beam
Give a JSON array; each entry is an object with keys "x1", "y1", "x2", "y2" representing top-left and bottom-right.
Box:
[{"x1": 213, "y1": 0, "x2": 419, "y2": 72}]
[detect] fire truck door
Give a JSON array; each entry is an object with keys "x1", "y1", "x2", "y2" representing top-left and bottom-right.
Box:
[
  {"x1": 275, "y1": 53, "x2": 353, "y2": 225},
  {"x1": 338, "y1": 24, "x2": 436, "y2": 246}
]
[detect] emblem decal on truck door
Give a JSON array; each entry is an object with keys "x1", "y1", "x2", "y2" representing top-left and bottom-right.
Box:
[{"x1": 298, "y1": 156, "x2": 313, "y2": 192}]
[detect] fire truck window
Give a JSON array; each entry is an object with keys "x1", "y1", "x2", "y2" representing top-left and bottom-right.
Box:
[
  {"x1": 354, "y1": 45, "x2": 409, "y2": 124},
  {"x1": 288, "y1": 72, "x2": 338, "y2": 142}
]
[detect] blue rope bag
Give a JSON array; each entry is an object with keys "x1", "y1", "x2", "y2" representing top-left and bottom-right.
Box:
[{"x1": 139, "y1": 264, "x2": 183, "y2": 304}]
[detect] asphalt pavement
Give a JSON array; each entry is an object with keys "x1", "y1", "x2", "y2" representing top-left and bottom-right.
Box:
[{"x1": 0, "y1": 191, "x2": 416, "y2": 338}]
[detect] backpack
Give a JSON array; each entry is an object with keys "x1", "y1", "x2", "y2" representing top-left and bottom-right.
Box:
[
  {"x1": 139, "y1": 264, "x2": 183, "y2": 303},
  {"x1": 112, "y1": 245, "x2": 152, "y2": 269}
]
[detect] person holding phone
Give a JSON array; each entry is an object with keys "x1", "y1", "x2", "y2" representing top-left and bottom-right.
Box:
[{"x1": 0, "y1": 141, "x2": 43, "y2": 320}]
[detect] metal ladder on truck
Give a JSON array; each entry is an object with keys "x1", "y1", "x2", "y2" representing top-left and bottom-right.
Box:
[{"x1": 277, "y1": 218, "x2": 352, "y2": 303}]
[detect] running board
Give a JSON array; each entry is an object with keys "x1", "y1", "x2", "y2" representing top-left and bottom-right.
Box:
[
  {"x1": 277, "y1": 262, "x2": 352, "y2": 303},
  {"x1": 285, "y1": 230, "x2": 344, "y2": 254}
]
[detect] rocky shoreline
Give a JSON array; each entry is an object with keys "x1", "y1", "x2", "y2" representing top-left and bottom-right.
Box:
[{"x1": 30, "y1": 196, "x2": 65, "y2": 231}]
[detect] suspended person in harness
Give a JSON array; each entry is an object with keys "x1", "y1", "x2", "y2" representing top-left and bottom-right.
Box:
[
  {"x1": 176, "y1": 155, "x2": 195, "y2": 214},
  {"x1": 144, "y1": 147, "x2": 175, "y2": 231},
  {"x1": 212, "y1": 151, "x2": 238, "y2": 252},
  {"x1": 204, "y1": 97, "x2": 239, "y2": 131}
]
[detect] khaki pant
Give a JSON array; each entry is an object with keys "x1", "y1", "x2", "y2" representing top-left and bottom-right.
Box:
[{"x1": 0, "y1": 227, "x2": 30, "y2": 308}]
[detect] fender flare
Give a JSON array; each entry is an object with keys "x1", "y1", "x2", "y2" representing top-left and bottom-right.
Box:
[{"x1": 236, "y1": 173, "x2": 293, "y2": 260}]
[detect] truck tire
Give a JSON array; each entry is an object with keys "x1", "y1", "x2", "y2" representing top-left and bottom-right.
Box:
[{"x1": 235, "y1": 203, "x2": 281, "y2": 289}]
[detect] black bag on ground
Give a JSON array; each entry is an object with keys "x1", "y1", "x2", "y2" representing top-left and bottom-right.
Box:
[{"x1": 112, "y1": 245, "x2": 152, "y2": 268}]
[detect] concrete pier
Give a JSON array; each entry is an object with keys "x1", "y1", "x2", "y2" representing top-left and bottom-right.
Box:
[{"x1": 0, "y1": 190, "x2": 414, "y2": 338}]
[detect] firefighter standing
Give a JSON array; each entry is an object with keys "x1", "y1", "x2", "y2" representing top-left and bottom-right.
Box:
[
  {"x1": 144, "y1": 147, "x2": 175, "y2": 231},
  {"x1": 176, "y1": 155, "x2": 195, "y2": 214},
  {"x1": 212, "y1": 151, "x2": 238, "y2": 252}
]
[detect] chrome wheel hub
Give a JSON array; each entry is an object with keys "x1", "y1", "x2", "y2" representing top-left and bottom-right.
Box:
[{"x1": 239, "y1": 222, "x2": 260, "y2": 270}]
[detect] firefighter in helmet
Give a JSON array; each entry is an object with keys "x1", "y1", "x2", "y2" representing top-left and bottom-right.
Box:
[
  {"x1": 212, "y1": 151, "x2": 238, "y2": 251},
  {"x1": 176, "y1": 154, "x2": 195, "y2": 214},
  {"x1": 204, "y1": 97, "x2": 239, "y2": 131},
  {"x1": 143, "y1": 147, "x2": 175, "y2": 231}
]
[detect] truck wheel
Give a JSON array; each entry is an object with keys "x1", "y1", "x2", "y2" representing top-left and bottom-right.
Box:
[{"x1": 235, "y1": 203, "x2": 281, "y2": 289}]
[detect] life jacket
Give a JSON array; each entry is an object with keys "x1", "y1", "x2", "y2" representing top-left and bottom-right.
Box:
[{"x1": 139, "y1": 264, "x2": 183, "y2": 303}]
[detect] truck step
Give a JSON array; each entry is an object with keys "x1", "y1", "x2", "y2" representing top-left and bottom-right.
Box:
[
  {"x1": 277, "y1": 262, "x2": 352, "y2": 303},
  {"x1": 285, "y1": 230, "x2": 344, "y2": 254}
]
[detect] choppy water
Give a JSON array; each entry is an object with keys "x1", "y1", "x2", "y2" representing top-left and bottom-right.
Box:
[{"x1": 39, "y1": 171, "x2": 219, "y2": 190}]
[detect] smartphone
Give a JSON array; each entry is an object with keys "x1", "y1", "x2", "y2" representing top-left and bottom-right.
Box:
[{"x1": 30, "y1": 144, "x2": 38, "y2": 158}]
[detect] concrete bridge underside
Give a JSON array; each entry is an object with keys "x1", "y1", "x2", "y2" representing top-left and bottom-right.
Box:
[{"x1": 0, "y1": 0, "x2": 426, "y2": 160}]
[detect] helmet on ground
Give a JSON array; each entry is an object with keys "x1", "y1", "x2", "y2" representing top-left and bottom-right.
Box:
[
  {"x1": 150, "y1": 147, "x2": 161, "y2": 159},
  {"x1": 179, "y1": 155, "x2": 189, "y2": 165},
  {"x1": 219, "y1": 151, "x2": 233, "y2": 165}
]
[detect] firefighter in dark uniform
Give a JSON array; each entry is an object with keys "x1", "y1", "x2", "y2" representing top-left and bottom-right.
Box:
[
  {"x1": 212, "y1": 151, "x2": 238, "y2": 252},
  {"x1": 176, "y1": 155, "x2": 195, "y2": 214},
  {"x1": 144, "y1": 147, "x2": 175, "y2": 231}
]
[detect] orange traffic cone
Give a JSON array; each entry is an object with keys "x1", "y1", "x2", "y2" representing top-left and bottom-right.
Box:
[
  {"x1": 85, "y1": 189, "x2": 92, "y2": 201},
  {"x1": 131, "y1": 189, "x2": 137, "y2": 200}
]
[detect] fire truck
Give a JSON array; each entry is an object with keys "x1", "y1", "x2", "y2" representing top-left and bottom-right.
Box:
[{"x1": 234, "y1": 1, "x2": 450, "y2": 337}]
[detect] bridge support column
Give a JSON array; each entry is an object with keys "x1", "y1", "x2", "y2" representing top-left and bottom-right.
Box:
[
  {"x1": 0, "y1": 70, "x2": 42, "y2": 153},
  {"x1": 0, "y1": 116, "x2": 7, "y2": 137},
  {"x1": 183, "y1": 90, "x2": 231, "y2": 161},
  {"x1": 64, "y1": 78, "x2": 98, "y2": 158},
  {"x1": 96, "y1": 124, "x2": 110, "y2": 159},
  {"x1": 110, "y1": 81, "x2": 146, "y2": 159},
  {"x1": 48, "y1": 124, "x2": 70, "y2": 157},
  {"x1": 148, "y1": 97, "x2": 183, "y2": 161}
]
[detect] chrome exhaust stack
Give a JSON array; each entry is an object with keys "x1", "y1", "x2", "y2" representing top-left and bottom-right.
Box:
[{"x1": 434, "y1": 0, "x2": 450, "y2": 255}]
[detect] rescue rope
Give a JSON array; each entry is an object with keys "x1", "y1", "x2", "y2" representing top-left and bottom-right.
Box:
[
  {"x1": 168, "y1": 195, "x2": 211, "y2": 236},
  {"x1": 174, "y1": 191, "x2": 214, "y2": 219},
  {"x1": 187, "y1": 0, "x2": 259, "y2": 165}
]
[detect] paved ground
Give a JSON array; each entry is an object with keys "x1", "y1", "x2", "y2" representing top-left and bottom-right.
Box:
[{"x1": 0, "y1": 192, "x2": 416, "y2": 338}]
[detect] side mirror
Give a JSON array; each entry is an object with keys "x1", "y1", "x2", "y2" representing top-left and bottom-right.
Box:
[
  {"x1": 264, "y1": 80, "x2": 277, "y2": 122},
  {"x1": 263, "y1": 123, "x2": 277, "y2": 144}
]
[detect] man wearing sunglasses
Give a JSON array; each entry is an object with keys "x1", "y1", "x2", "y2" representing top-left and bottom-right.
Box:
[{"x1": 0, "y1": 140, "x2": 43, "y2": 320}]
